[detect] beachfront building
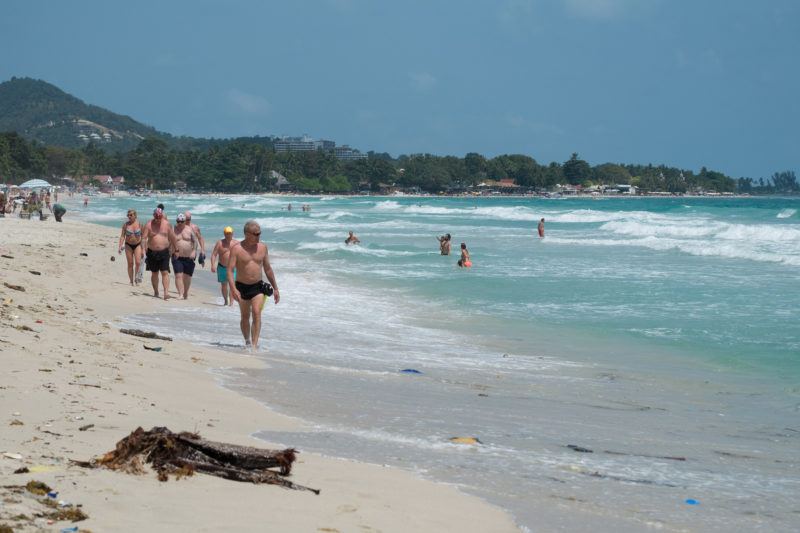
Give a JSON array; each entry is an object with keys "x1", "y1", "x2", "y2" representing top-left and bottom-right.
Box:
[
  {"x1": 270, "y1": 170, "x2": 295, "y2": 192},
  {"x1": 333, "y1": 145, "x2": 367, "y2": 161},
  {"x1": 274, "y1": 135, "x2": 334, "y2": 152},
  {"x1": 275, "y1": 134, "x2": 367, "y2": 161}
]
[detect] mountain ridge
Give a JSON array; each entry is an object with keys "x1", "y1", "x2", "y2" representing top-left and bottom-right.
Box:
[{"x1": 0, "y1": 77, "x2": 167, "y2": 151}]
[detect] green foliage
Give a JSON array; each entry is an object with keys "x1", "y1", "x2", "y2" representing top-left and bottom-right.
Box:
[
  {"x1": 0, "y1": 78, "x2": 762, "y2": 194},
  {"x1": 593, "y1": 163, "x2": 631, "y2": 184},
  {"x1": 771, "y1": 170, "x2": 798, "y2": 192},
  {"x1": 0, "y1": 77, "x2": 163, "y2": 151},
  {"x1": 562, "y1": 153, "x2": 592, "y2": 185}
]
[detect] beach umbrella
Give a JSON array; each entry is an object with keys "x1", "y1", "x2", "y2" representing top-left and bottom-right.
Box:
[{"x1": 18, "y1": 178, "x2": 52, "y2": 189}]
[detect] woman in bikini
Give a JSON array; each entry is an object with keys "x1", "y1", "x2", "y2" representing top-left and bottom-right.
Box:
[{"x1": 118, "y1": 209, "x2": 144, "y2": 285}]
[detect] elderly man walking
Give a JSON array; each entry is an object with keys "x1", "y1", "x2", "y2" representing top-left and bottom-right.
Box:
[
  {"x1": 172, "y1": 213, "x2": 201, "y2": 299},
  {"x1": 141, "y1": 208, "x2": 178, "y2": 300},
  {"x1": 227, "y1": 220, "x2": 280, "y2": 350}
]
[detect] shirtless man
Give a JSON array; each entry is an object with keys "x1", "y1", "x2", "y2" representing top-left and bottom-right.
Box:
[
  {"x1": 211, "y1": 226, "x2": 239, "y2": 306},
  {"x1": 228, "y1": 220, "x2": 280, "y2": 350},
  {"x1": 172, "y1": 213, "x2": 200, "y2": 299},
  {"x1": 141, "y1": 208, "x2": 178, "y2": 300},
  {"x1": 538, "y1": 218, "x2": 545, "y2": 238},
  {"x1": 345, "y1": 231, "x2": 360, "y2": 245},
  {"x1": 184, "y1": 211, "x2": 206, "y2": 266},
  {"x1": 437, "y1": 233, "x2": 451, "y2": 255}
]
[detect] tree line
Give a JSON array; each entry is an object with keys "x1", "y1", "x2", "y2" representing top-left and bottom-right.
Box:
[{"x1": 1, "y1": 131, "x2": 795, "y2": 194}]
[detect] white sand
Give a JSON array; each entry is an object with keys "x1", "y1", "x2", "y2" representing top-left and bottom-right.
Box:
[{"x1": 0, "y1": 215, "x2": 519, "y2": 532}]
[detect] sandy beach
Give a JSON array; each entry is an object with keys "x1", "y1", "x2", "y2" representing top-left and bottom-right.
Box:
[{"x1": 0, "y1": 215, "x2": 519, "y2": 532}]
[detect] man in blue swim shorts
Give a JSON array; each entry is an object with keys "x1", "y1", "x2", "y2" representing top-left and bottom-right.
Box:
[{"x1": 210, "y1": 226, "x2": 239, "y2": 306}]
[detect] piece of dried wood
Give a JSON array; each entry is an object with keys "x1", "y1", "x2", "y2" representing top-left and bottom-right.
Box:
[
  {"x1": 78, "y1": 426, "x2": 319, "y2": 494},
  {"x1": 120, "y1": 329, "x2": 172, "y2": 341}
]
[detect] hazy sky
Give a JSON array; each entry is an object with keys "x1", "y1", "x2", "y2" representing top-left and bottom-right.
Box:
[{"x1": 2, "y1": 0, "x2": 798, "y2": 178}]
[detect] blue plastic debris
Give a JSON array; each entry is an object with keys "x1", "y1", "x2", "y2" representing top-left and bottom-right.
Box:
[
  {"x1": 47, "y1": 491, "x2": 58, "y2": 499},
  {"x1": 400, "y1": 368, "x2": 422, "y2": 374},
  {"x1": 60, "y1": 527, "x2": 78, "y2": 533},
  {"x1": 685, "y1": 499, "x2": 699, "y2": 505}
]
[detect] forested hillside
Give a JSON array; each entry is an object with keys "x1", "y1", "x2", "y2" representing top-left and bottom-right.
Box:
[
  {"x1": 2, "y1": 78, "x2": 789, "y2": 194},
  {"x1": 0, "y1": 77, "x2": 163, "y2": 151}
]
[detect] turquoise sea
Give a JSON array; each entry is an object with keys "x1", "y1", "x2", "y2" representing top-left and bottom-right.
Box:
[{"x1": 81, "y1": 194, "x2": 799, "y2": 531}]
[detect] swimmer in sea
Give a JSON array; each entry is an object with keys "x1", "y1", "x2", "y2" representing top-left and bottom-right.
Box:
[
  {"x1": 457, "y1": 242, "x2": 471, "y2": 268},
  {"x1": 345, "y1": 231, "x2": 360, "y2": 245},
  {"x1": 437, "y1": 233, "x2": 451, "y2": 255},
  {"x1": 538, "y1": 218, "x2": 545, "y2": 238}
]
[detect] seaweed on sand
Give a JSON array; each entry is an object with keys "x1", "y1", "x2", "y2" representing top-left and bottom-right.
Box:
[{"x1": 75, "y1": 427, "x2": 319, "y2": 494}]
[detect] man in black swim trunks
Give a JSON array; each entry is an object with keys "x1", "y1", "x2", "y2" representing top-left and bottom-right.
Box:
[
  {"x1": 227, "y1": 220, "x2": 280, "y2": 350},
  {"x1": 172, "y1": 213, "x2": 200, "y2": 299},
  {"x1": 141, "y1": 208, "x2": 179, "y2": 300}
]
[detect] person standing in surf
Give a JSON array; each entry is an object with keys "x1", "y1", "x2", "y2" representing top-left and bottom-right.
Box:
[
  {"x1": 211, "y1": 226, "x2": 239, "y2": 306},
  {"x1": 458, "y1": 242, "x2": 472, "y2": 268},
  {"x1": 437, "y1": 233, "x2": 451, "y2": 255},
  {"x1": 345, "y1": 231, "x2": 360, "y2": 245},
  {"x1": 228, "y1": 220, "x2": 280, "y2": 350},
  {"x1": 538, "y1": 218, "x2": 545, "y2": 238}
]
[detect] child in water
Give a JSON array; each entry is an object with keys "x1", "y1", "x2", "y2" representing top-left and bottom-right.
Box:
[{"x1": 458, "y1": 242, "x2": 471, "y2": 267}]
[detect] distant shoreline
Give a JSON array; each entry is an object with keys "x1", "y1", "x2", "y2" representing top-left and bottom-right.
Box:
[{"x1": 112, "y1": 191, "x2": 795, "y2": 200}]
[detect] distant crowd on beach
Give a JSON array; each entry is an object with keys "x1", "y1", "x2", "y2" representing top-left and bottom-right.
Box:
[{"x1": 1, "y1": 188, "x2": 65, "y2": 220}]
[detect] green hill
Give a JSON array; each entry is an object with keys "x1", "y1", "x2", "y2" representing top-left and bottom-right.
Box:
[{"x1": 0, "y1": 77, "x2": 166, "y2": 151}]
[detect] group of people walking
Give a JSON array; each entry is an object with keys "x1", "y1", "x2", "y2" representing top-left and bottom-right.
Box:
[
  {"x1": 115, "y1": 205, "x2": 545, "y2": 350},
  {"x1": 118, "y1": 205, "x2": 206, "y2": 300},
  {"x1": 118, "y1": 205, "x2": 279, "y2": 350}
]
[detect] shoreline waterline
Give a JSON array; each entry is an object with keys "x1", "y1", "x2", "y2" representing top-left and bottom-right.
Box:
[
  {"x1": 84, "y1": 193, "x2": 800, "y2": 531},
  {"x1": 0, "y1": 213, "x2": 520, "y2": 532}
]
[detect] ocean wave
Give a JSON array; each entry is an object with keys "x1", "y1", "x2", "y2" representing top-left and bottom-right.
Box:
[
  {"x1": 296, "y1": 241, "x2": 418, "y2": 257},
  {"x1": 544, "y1": 209, "x2": 679, "y2": 224},
  {"x1": 373, "y1": 200, "x2": 402, "y2": 210},
  {"x1": 777, "y1": 208, "x2": 797, "y2": 219},
  {"x1": 374, "y1": 202, "x2": 541, "y2": 221},
  {"x1": 601, "y1": 220, "x2": 721, "y2": 238},
  {"x1": 546, "y1": 236, "x2": 800, "y2": 266},
  {"x1": 184, "y1": 202, "x2": 228, "y2": 215},
  {"x1": 310, "y1": 210, "x2": 360, "y2": 220},
  {"x1": 715, "y1": 223, "x2": 800, "y2": 242}
]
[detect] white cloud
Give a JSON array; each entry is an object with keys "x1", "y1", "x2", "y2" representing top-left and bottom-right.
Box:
[
  {"x1": 497, "y1": 0, "x2": 541, "y2": 37},
  {"x1": 227, "y1": 89, "x2": 271, "y2": 116},
  {"x1": 562, "y1": 0, "x2": 649, "y2": 20},
  {"x1": 408, "y1": 72, "x2": 438, "y2": 92}
]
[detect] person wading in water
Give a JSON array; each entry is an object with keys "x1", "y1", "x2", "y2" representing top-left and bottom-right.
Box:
[{"x1": 227, "y1": 220, "x2": 281, "y2": 350}]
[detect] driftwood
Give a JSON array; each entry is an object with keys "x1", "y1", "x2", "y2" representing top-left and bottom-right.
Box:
[
  {"x1": 120, "y1": 328, "x2": 172, "y2": 341},
  {"x1": 3, "y1": 282, "x2": 25, "y2": 292},
  {"x1": 77, "y1": 426, "x2": 319, "y2": 494}
]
